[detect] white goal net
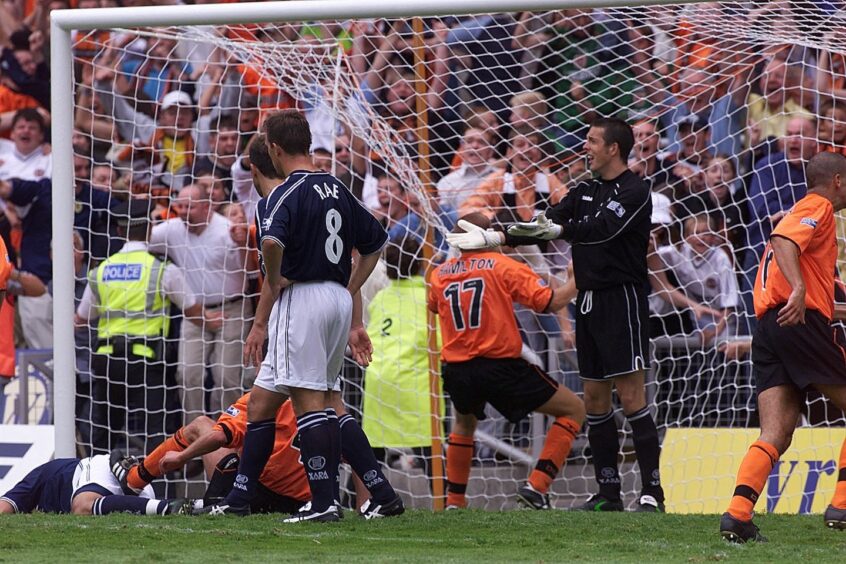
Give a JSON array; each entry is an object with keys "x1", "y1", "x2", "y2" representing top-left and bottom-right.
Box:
[{"x1": 43, "y1": 0, "x2": 846, "y2": 512}]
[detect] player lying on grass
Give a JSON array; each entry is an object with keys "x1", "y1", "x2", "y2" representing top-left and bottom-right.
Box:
[
  {"x1": 430, "y1": 213, "x2": 585, "y2": 510},
  {"x1": 112, "y1": 395, "x2": 309, "y2": 514},
  {"x1": 720, "y1": 151, "x2": 846, "y2": 543},
  {"x1": 0, "y1": 454, "x2": 190, "y2": 515},
  {"x1": 113, "y1": 393, "x2": 402, "y2": 517}
]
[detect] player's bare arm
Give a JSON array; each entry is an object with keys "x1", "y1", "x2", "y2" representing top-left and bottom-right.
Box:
[
  {"x1": 348, "y1": 250, "x2": 381, "y2": 297},
  {"x1": 244, "y1": 238, "x2": 285, "y2": 367},
  {"x1": 546, "y1": 274, "x2": 577, "y2": 312},
  {"x1": 348, "y1": 290, "x2": 373, "y2": 367},
  {"x1": 770, "y1": 235, "x2": 806, "y2": 326}
]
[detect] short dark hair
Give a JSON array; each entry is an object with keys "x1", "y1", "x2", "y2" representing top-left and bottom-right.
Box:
[
  {"x1": 12, "y1": 108, "x2": 46, "y2": 135},
  {"x1": 807, "y1": 151, "x2": 846, "y2": 190},
  {"x1": 263, "y1": 109, "x2": 311, "y2": 156},
  {"x1": 591, "y1": 117, "x2": 635, "y2": 161},
  {"x1": 213, "y1": 113, "x2": 239, "y2": 133},
  {"x1": 248, "y1": 134, "x2": 282, "y2": 179},
  {"x1": 384, "y1": 237, "x2": 422, "y2": 279}
]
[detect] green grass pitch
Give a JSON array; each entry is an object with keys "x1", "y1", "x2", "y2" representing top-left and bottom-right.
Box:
[{"x1": 1, "y1": 510, "x2": 844, "y2": 562}]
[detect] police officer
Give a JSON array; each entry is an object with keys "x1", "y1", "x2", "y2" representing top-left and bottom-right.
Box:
[{"x1": 75, "y1": 199, "x2": 222, "y2": 454}]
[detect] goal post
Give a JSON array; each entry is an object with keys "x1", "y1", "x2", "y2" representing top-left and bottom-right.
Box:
[{"x1": 49, "y1": 0, "x2": 846, "y2": 513}]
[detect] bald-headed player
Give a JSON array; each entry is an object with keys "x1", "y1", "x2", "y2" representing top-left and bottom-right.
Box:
[
  {"x1": 429, "y1": 213, "x2": 585, "y2": 510},
  {"x1": 720, "y1": 151, "x2": 846, "y2": 542}
]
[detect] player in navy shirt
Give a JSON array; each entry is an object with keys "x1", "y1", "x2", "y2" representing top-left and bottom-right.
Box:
[
  {"x1": 201, "y1": 110, "x2": 395, "y2": 522},
  {"x1": 258, "y1": 170, "x2": 387, "y2": 286},
  {"x1": 0, "y1": 454, "x2": 190, "y2": 515}
]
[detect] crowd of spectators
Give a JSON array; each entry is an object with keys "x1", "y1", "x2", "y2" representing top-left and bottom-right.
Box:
[{"x1": 2, "y1": 0, "x2": 846, "y2": 447}]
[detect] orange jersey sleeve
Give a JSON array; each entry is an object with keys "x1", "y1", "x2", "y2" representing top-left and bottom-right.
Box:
[
  {"x1": 214, "y1": 394, "x2": 309, "y2": 501},
  {"x1": 213, "y1": 393, "x2": 250, "y2": 447},
  {"x1": 429, "y1": 251, "x2": 552, "y2": 363},
  {"x1": 753, "y1": 193, "x2": 837, "y2": 319}
]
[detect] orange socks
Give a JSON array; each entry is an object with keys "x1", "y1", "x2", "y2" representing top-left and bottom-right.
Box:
[
  {"x1": 727, "y1": 440, "x2": 779, "y2": 522},
  {"x1": 446, "y1": 433, "x2": 474, "y2": 508},
  {"x1": 127, "y1": 428, "x2": 189, "y2": 491},
  {"x1": 831, "y1": 437, "x2": 846, "y2": 509},
  {"x1": 528, "y1": 417, "x2": 580, "y2": 494}
]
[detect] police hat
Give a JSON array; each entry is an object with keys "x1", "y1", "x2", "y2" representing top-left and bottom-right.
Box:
[{"x1": 112, "y1": 199, "x2": 152, "y2": 227}]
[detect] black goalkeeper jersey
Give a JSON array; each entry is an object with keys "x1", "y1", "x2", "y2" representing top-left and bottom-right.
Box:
[{"x1": 506, "y1": 169, "x2": 651, "y2": 291}]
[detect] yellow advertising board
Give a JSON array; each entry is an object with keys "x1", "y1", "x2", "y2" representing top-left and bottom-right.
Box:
[{"x1": 661, "y1": 428, "x2": 845, "y2": 514}]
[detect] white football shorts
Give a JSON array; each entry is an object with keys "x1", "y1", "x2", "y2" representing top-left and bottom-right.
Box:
[
  {"x1": 71, "y1": 455, "x2": 155, "y2": 499},
  {"x1": 254, "y1": 281, "x2": 352, "y2": 394}
]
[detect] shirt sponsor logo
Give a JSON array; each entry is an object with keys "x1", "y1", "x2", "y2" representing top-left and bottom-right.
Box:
[
  {"x1": 225, "y1": 406, "x2": 240, "y2": 417},
  {"x1": 607, "y1": 200, "x2": 626, "y2": 218},
  {"x1": 102, "y1": 264, "x2": 143, "y2": 282},
  {"x1": 800, "y1": 217, "x2": 818, "y2": 228},
  {"x1": 581, "y1": 195, "x2": 593, "y2": 201}
]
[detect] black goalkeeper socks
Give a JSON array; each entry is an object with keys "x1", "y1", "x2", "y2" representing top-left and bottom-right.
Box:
[
  {"x1": 626, "y1": 406, "x2": 664, "y2": 502},
  {"x1": 587, "y1": 411, "x2": 622, "y2": 501}
]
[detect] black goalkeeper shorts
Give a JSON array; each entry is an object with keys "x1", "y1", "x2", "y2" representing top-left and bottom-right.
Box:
[{"x1": 575, "y1": 283, "x2": 651, "y2": 380}]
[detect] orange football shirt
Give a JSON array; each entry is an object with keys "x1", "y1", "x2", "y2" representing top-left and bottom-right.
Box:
[
  {"x1": 213, "y1": 394, "x2": 310, "y2": 501},
  {"x1": 428, "y1": 251, "x2": 553, "y2": 363},
  {"x1": 753, "y1": 193, "x2": 837, "y2": 320}
]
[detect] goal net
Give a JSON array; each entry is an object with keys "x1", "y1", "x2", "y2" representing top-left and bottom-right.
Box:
[{"x1": 56, "y1": 0, "x2": 846, "y2": 511}]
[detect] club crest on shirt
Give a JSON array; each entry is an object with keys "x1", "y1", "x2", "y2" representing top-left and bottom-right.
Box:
[
  {"x1": 800, "y1": 217, "x2": 818, "y2": 228},
  {"x1": 607, "y1": 200, "x2": 625, "y2": 218},
  {"x1": 34, "y1": 169, "x2": 45, "y2": 177}
]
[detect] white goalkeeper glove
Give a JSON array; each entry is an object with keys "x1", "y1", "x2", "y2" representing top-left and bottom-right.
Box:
[
  {"x1": 506, "y1": 212, "x2": 562, "y2": 240},
  {"x1": 445, "y1": 220, "x2": 505, "y2": 250}
]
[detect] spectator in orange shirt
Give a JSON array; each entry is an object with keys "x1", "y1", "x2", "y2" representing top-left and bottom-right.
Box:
[
  {"x1": 0, "y1": 234, "x2": 10, "y2": 306},
  {"x1": 0, "y1": 66, "x2": 43, "y2": 135},
  {"x1": 459, "y1": 127, "x2": 567, "y2": 222}
]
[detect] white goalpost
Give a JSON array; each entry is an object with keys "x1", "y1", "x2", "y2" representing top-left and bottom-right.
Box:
[{"x1": 49, "y1": 0, "x2": 846, "y2": 512}]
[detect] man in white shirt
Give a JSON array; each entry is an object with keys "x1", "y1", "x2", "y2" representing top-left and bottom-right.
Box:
[
  {"x1": 436, "y1": 126, "x2": 496, "y2": 210},
  {"x1": 149, "y1": 183, "x2": 252, "y2": 422},
  {"x1": 0, "y1": 109, "x2": 52, "y2": 182},
  {"x1": 75, "y1": 199, "x2": 222, "y2": 453},
  {"x1": 652, "y1": 214, "x2": 739, "y2": 341}
]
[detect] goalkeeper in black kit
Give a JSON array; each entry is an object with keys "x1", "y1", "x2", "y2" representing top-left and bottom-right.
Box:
[{"x1": 447, "y1": 117, "x2": 664, "y2": 512}]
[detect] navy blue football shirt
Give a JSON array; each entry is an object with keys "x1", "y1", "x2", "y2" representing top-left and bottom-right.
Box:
[
  {"x1": 1, "y1": 458, "x2": 78, "y2": 513},
  {"x1": 256, "y1": 171, "x2": 387, "y2": 286}
]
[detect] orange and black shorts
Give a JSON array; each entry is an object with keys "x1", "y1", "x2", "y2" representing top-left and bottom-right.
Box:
[
  {"x1": 441, "y1": 357, "x2": 558, "y2": 423},
  {"x1": 752, "y1": 307, "x2": 846, "y2": 395}
]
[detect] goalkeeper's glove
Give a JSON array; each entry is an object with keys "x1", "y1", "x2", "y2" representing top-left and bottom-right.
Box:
[
  {"x1": 445, "y1": 220, "x2": 505, "y2": 250},
  {"x1": 506, "y1": 212, "x2": 563, "y2": 240}
]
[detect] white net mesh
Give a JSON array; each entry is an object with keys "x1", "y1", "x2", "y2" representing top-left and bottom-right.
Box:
[{"x1": 50, "y1": 1, "x2": 846, "y2": 511}]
